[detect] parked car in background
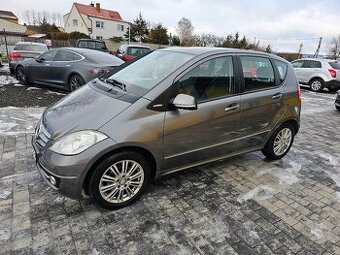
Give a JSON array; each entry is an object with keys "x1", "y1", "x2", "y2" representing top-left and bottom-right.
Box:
[
  {"x1": 117, "y1": 44, "x2": 151, "y2": 61},
  {"x1": 292, "y1": 58, "x2": 340, "y2": 92},
  {"x1": 32, "y1": 47, "x2": 301, "y2": 209},
  {"x1": 15, "y1": 47, "x2": 124, "y2": 91},
  {"x1": 0, "y1": 53, "x2": 3, "y2": 67},
  {"x1": 9, "y1": 42, "x2": 48, "y2": 73},
  {"x1": 335, "y1": 92, "x2": 340, "y2": 111},
  {"x1": 76, "y1": 39, "x2": 110, "y2": 54}
]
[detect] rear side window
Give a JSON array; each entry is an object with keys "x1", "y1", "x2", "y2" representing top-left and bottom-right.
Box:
[
  {"x1": 95, "y1": 42, "x2": 106, "y2": 49},
  {"x1": 240, "y1": 56, "x2": 275, "y2": 91},
  {"x1": 14, "y1": 44, "x2": 48, "y2": 52},
  {"x1": 329, "y1": 62, "x2": 340, "y2": 70},
  {"x1": 39, "y1": 50, "x2": 57, "y2": 61},
  {"x1": 273, "y1": 60, "x2": 288, "y2": 83},
  {"x1": 78, "y1": 41, "x2": 88, "y2": 48},
  {"x1": 302, "y1": 60, "x2": 321, "y2": 68},
  {"x1": 292, "y1": 60, "x2": 303, "y2": 68}
]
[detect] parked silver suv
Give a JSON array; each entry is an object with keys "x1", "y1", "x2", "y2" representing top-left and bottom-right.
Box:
[
  {"x1": 292, "y1": 58, "x2": 340, "y2": 92},
  {"x1": 32, "y1": 47, "x2": 301, "y2": 209}
]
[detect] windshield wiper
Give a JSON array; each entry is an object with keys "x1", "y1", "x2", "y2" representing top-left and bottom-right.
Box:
[{"x1": 102, "y1": 78, "x2": 127, "y2": 91}]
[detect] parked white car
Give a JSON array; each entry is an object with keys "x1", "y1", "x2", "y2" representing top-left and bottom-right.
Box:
[{"x1": 292, "y1": 58, "x2": 340, "y2": 92}]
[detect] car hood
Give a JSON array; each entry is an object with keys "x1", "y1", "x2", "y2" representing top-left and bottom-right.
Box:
[{"x1": 42, "y1": 84, "x2": 133, "y2": 140}]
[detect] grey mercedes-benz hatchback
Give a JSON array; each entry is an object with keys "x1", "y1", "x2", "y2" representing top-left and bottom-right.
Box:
[{"x1": 32, "y1": 47, "x2": 301, "y2": 209}]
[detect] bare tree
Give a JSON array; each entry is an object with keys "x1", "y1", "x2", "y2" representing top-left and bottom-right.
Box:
[
  {"x1": 193, "y1": 33, "x2": 220, "y2": 47},
  {"x1": 30, "y1": 9, "x2": 37, "y2": 25},
  {"x1": 56, "y1": 13, "x2": 63, "y2": 27},
  {"x1": 329, "y1": 35, "x2": 340, "y2": 60},
  {"x1": 22, "y1": 10, "x2": 31, "y2": 25},
  {"x1": 51, "y1": 12, "x2": 57, "y2": 25},
  {"x1": 176, "y1": 17, "x2": 194, "y2": 46}
]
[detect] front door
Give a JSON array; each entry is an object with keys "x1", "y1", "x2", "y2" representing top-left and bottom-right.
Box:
[
  {"x1": 49, "y1": 50, "x2": 76, "y2": 86},
  {"x1": 28, "y1": 50, "x2": 58, "y2": 83},
  {"x1": 163, "y1": 55, "x2": 241, "y2": 171}
]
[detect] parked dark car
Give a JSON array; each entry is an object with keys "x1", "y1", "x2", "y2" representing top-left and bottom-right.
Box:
[
  {"x1": 335, "y1": 92, "x2": 340, "y2": 111},
  {"x1": 117, "y1": 44, "x2": 151, "y2": 61},
  {"x1": 32, "y1": 47, "x2": 301, "y2": 209},
  {"x1": 9, "y1": 42, "x2": 48, "y2": 73},
  {"x1": 76, "y1": 39, "x2": 110, "y2": 53},
  {"x1": 15, "y1": 47, "x2": 124, "y2": 91},
  {"x1": 0, "y1": 53, "x2": 2, "y2": 67}
]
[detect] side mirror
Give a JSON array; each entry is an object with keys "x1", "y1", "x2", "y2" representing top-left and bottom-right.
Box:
[
  {"x1": 35, "y1": 57, "x2": 45, "y2": 63},
  {"x1": 172, "y1": 94, "x2": 197, "y2": 110}
]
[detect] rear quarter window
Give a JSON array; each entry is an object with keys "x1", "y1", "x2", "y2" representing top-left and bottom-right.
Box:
[
  {"x1": 329, "y1": 62, "x2": 340, "y2": 70},
  {"x1": 273, "y1": 60, "x2": 288, "y2": 83}
]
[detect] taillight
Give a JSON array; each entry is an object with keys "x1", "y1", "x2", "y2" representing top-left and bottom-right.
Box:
[
  {"x1": 122, "y1": 55, "x2": 133, "y2": 62},
  {"x1": 329, "y1": 69, "x2": 336, "y2": 78},
  {"x1": 297, "y1": 84, "x2": 301, "y2": 102},
  {"x1": 9, "y1": 52, "x2": 22, "y2": 59}
]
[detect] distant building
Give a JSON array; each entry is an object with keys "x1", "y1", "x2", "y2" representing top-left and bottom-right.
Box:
[{"x1": 63, "y1": 2, "x2": 130, "y2": 40}]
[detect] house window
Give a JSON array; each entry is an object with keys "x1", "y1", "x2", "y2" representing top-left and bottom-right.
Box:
[
  {"x1": 96, "y1": 21, "x2": 104, "y2": 28},
  {"x1": 96, "y1": 36, "x2": 103, "y2": 40},
  {"x1": 73, "y1": 19, "x2": 78, "y2": 26},
  {"x1": 117, "y1": 24, "x2": 124, "y2": 32}
]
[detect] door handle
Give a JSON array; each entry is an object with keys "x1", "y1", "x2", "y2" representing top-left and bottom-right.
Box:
[
  {"x1": 45, "y1": 64, "x2": 50, "y2": 66},
  {"x1": 65, "y1": 65, "x2": 71, "y2": 67},
  {"x1": 272, "y1": 93, "x2": 283, "y2": 100},
  {"x1": 225, "y1": 103, "x2": 240, "y2": 112}
]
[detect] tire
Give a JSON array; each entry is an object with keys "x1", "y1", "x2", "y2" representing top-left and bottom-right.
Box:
[
  {"x1": 309, "y1": 78, "x2": 324, "y2": 92},
  {"x1": 336, "y1": 106, "x2": 340, "y2": 112},
  {"x1": 68, "y1": 74, "x2": 85, "y2": 91},
  {"x1": 89, "y1": 151, "x2": 151, "y2": 209},
  {"x1": 16, "y1": 66, "x2": 29, "y2": 85},
  {"x1": 328, "y1": 87, "x2": 338, "y2": 93},
  {"x1": 261, "y1": 123, "x2": 295, "y2": 160}
]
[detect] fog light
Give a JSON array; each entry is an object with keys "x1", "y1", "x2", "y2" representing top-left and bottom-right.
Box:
[{"x1": 49, "y1": 176, "x2": 56, "y2": 185}]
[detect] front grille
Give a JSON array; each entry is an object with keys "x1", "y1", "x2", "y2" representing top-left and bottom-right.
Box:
[{"x1": 36, "y1": 124, "x2": 51, "y2": 148}]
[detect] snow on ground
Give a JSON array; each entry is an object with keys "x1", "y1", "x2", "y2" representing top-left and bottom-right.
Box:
[
  {"x1": 318, "y1": 152, "x2": 340, "y2": 188},
  {"x1": 237, "y1": 185, "x2": 279, "y2": 203},
  {"x1": 0, "y1": 75, "x2": 19, "y2": 86},
  {"x1": 310, "y1": 223, "x2": 326, "y2": 239}
]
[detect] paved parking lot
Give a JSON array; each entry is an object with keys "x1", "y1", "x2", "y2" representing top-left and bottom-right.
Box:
[{"x1": 0, "y1": 75, "x2": 340, "y2": 254}]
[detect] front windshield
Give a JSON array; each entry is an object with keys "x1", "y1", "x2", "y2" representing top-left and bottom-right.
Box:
[{"x1": 108, "y1": 50, "x2": 195, "y2": 91}]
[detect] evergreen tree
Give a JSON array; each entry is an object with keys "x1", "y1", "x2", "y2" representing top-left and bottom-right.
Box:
[
  {"x1": 125, "y1": 12, "x2": 149, "y2": 42},
  {"x1": 148, "y1": 23, "x2": 168, "y2": 45}
]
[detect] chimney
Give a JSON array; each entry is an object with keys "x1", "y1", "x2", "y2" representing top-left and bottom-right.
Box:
[
  {"x1": 90, "y1": 2, "x2": 94, "y2": 7},
  {"x1": 96, "y1": 3, "x2": 100, "y2": 11}
]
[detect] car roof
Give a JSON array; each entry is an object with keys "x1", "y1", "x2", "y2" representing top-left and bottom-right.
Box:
[
  {"x1": 121, "y1": 44, "x2": 151, "y2": 49},
  {"x1": 160, "y1": 47, "x2": 289, "y2": 63},
  {"x1": 77, "y1": 39, "x2": 105, "y2": 42},
  {"x1": 295, "y1": 58, "x2": 337, "y2": 62},
  {"x1": 15, "y1": 42, "x2": 47, "y2": 46}
]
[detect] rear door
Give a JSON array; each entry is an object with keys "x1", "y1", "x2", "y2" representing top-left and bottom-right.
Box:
[
  {"x1": 49, "y1": 50, "x2": 78, "y2": 85},
  {"x1": 237, "y1": 55, "x2": 286, "y2": 150},
  {"x1": 301, "y1": 60, "x2": 322, "y2": 82},
  {"x1": 163, "y1": 55, "x2": 242, "y2": 170},
  {"x1": 292, "y1": 60, "x2": 304, "y2": 82}
]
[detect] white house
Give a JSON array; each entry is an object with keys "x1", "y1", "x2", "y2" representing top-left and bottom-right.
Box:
[{"x1": 63, "y1": 2, "x2": 130, "y2": 40}]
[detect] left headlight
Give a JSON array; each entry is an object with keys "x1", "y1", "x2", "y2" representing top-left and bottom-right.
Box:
[{"x1": 49, "y1": 130, "x2": 108, "y2": 155}]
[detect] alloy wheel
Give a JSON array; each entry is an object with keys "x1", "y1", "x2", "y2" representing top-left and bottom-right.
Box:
[
  {"x1": 311, "y1": 80, "x2": 322, "y2": 91},
  {"x1": 99, "y1": 160, "x2": 144, "y2": 203},
  {"x1": 70, "y1": 76, "x2": 83, "y2": 91},
  {"x1": 17, "y1": 68, "x2": 27, "y2": 84},
  {"x1": 273, "y1": 128, "x2": 292, "y2": 156}
]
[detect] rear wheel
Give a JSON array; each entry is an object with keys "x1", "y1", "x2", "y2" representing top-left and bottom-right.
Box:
[
  {"x1": 89, "y1": 151, "x2": 151, "y2": 209},
  {"x1": 68, "y1": 74, "x2": 84, "y2": 91},
  {"x1": 336, "y1": 106, "x2": 340, "y2": 111},
  {"x1": 261, "y1": 123, "x2": 295, "y2": 160},
  {"x1": 16, "y1": 66, "x2": 29, "y2": 85},
  {"x1": 309, "y1": 78, "x2": 324, "y2": 92}
]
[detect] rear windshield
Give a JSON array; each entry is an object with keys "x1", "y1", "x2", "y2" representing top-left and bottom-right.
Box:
[
  {"x1": 14, "y1": 44, "x2": 48, "y2": 52},
  {"x1": 78, "y1": 41, "x2": 106, "y2": 50},
  {"x1": 84, "y1": 50, "x2": 123, "y2": 65},
  {"x1": 127, "y1": 47, "x2": 151, "y2": 56},
  {"x1": 329, "y1": 62, "x2": 340, "y2": 70}
]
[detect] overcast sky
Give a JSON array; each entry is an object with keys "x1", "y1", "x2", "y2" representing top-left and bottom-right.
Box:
[{"x1": 1, "y1": 0, "x2": 339, "y2": 54}]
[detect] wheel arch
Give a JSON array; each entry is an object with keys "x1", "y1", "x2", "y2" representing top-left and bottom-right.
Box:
[
  {"x1": 83, "y1": 145, "x2": 157, "y2": 194},
  {"x1": 308, "y1": 75, "x2": 326, "y2": 85}
]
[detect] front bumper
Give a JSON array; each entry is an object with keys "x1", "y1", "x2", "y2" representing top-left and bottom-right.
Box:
[{"x1": 32, "y1": 132, "x2": 117, "y2": 199}]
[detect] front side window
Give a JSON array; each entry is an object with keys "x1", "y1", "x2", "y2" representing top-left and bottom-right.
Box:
[
  {"x1": 174, "y1": 56, "x2": 235, "y2": 102},
  {"x1": 240, "y1": 56, "x2": 275, "y2": 91},
  {"x1": 96, "y1": 21, "x2": 104, "y2": 28},
  {"x1": 39, "y1": 50, "x2": 57, "y2": 61},
  {"x1": 73, "y1": 19, "x2": 78, "y2": 26}
]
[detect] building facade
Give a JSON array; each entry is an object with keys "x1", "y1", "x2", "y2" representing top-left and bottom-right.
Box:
[{"x1": 63, "y1": 2, "x2": 130, "y2": 40}]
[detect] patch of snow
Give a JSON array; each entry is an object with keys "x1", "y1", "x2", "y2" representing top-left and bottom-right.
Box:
[
  {"x1": 29, "y1": 113, "x2": 43, "y2": 119},
  {"x1": 319, "y1": 153, "x2": 340, "y2": 187},
  {"x1": 237, "y1": 185, "x2": 279, "y2": 203},
  {"x1": 26, "y1": 86, "x2": 41, "y2": 90},
  {"x1": 335, "y1": 192, "x2": 340, "y2": 203},
  {"x1": 310, "y1": 223, "x2": 326, "y2": 239},
  {"x1": 10, "y1": 116, "x2": 28, "y2": 122},
  {"x1": 14, "y1": 84, "x2": 25, "y2": 87},
  {"x1": 0, "y1": 75, "x2": 19, "y2": 85},
  {"x1": 45, "y1": 90, "x2": 67, "y2": 96},
  {"x1": 0, "y1": 120, "x2": 17, "y2": 131},
  {"x1": 0, "y1": 191, "x2": 11, "y2": 199}
]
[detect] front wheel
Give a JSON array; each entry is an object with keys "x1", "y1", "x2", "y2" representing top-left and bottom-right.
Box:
[
  {"x1": 16, "y1": 66, "x2": 29, "y2": 85},
  {"x1": 309, "y1": 78, "x2": 324, "y2": 92},
  {"x1": 89, "y1": 152, "x2": 151, "y2": 209},
  {"x1": 68, "y1": 74, "x2": 84, "y2": 91},
  {"x1": 261, "y1": 123, "x2": 295, "y2": 160}
]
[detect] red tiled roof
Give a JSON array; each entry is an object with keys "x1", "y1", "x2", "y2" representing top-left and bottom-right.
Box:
[{"x1": 74, "y1": 3, "x2": 126, "y2": 22}]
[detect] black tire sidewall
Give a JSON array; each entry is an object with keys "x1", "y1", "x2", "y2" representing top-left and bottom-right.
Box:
[
  {"x1": 89, "y1": 151, "x2": 151, "y2": 209},
  {"x1": 262, "y1": 123, "x2": 295, "y2": 160},
  {"x1": 309, "y1": 78, "x2": 324, "y2": 92},
  {"x1": 68, "y1": 74, "x2": 84, "y2": 91},
  {"x1": 16, "y1": 66, "x2": 28, "y2": 85},
  {"x1": 336, "y1": 106, "x2": 340, "y2": 112}
]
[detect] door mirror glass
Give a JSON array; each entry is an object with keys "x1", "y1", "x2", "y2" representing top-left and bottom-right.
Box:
[{"x1": 172, "y1": 94, "x2": 197, "y2": 110}]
